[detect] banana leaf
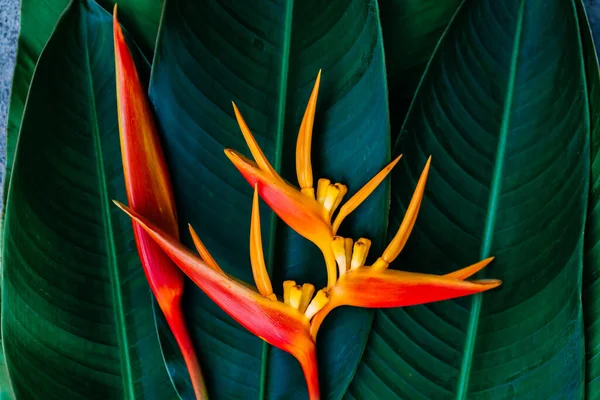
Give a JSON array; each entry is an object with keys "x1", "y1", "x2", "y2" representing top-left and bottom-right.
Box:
[
  {"x1": 1, "y1": 1, "x2": 177, "y2": 398},
  {"x1": 348, "y1": 0, "x2": 590, "y2": 398}
]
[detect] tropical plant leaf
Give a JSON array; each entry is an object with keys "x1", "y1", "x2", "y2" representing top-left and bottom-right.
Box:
[
  {"x1": 580, "y1": 0, "x2": 600, "y2": 397},
  {"x1": 1, "y1": 1, "x2": 178, "y2": 398},
  {"x1": 3, "y1": 0, "x2": 163, "y2": 205},
  {"x1": 347, "y1": 0, "x2": 589, "y2": 398},
  {"x1": 377, "y1": 0, "x2": 461, "y2": 136},
  {"x1": 148, "y1": 0, "x2": 390, "y2": 398}
]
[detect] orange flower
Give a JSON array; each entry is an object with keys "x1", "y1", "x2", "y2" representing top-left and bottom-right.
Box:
[
  {"x1": 225, "y1": 72, "x2": 400, "y2": 289},
  {"x1": 113, "y1": 8, "x2": 206, "y2": 398},
  {"x1": 308, "y1": 158, "x2": 502, "y2": 337},
  {"x1": 113, "y1": 186, "x2": 331, "y2": 400}
]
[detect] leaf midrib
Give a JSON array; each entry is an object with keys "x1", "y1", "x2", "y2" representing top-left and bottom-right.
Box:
[
  {"x1": 258, "y1": 0, "x2": 294, "y2": 399},
  {"x1": 82, "y1": 5, "x2": 136, "y2": 398},
  {"x1": 454, "y1": 1, "x2": 525, "y2": 398}
]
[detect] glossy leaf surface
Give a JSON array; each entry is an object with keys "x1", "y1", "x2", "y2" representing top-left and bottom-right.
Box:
[
  {"x1": 2, "y1": 1, "x2": 177, "y2": 398},
  {"x1": 348, "y1": 0, "x2": 589, "y2": 398},
  {"x1": 377, "y1": 0, "x2": 461, "y2": 135},
  {"x1": 148, "y1": 0, "x2": 390, "y2": 398},
  {"x1": 582, "y1": 0, "x2": 600, "y2": 397}
]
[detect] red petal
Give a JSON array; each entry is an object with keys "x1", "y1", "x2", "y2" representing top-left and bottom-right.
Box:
[
  {"x1": 115, "y1": 202, "x2": 321, "y2": 399},
  {"x1": 113, "y1": 9, "x2": 206, "y2": 398}
]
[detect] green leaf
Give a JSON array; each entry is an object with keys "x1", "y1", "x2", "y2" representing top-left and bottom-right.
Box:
[
  {"x1": 3, "y1": 0, "x2": 163, "y2": 206},
  {"x1": 348, "y1": 0, "x2": 589, "y2": 398},
  {"x1": 378, "y1": 0, "x2": 462, "y2": 136},
  {"x1": 580, "y1": 0, "x2": 600, "y2": 397},
  {"x1": 148, "y1": 0, "x2": 390, "y2": 398},
  {"x1": 1, "y1": 1, "x2": 178, "y2": 398}
]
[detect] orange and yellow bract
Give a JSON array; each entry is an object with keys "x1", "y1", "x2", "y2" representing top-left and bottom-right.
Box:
[{"x1": 113, "y1": 7, "x2": 206, "y2": 399}]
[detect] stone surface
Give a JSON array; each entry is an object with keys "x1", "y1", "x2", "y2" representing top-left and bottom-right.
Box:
[{"x1": 0, "y1": 0, "x2": 19, "y2": 189}]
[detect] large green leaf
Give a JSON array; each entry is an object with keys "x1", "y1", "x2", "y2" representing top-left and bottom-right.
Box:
[
  {"x1": 348, "y1": 0, "x2": 589, "y2": 398},
  {"x1": 3, "y1": 0, "x2": 163, "y2": 205},
  {"x1": 580, "y1": 0, "x2": 600, "y2": 397},
  {"x1": 377, "y1": 0, "x2": 461, "y2": 136},
  {"x1": 1, "y1": 1, "x2": 178, "y2": 398},
  {"x1": 148, "y1": 0, "x2": 390, "y2": 398}
]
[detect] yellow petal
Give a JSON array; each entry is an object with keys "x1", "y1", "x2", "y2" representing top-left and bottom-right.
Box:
[
  {"x1": 350, "y1": 238, "x2": 371, "y2": 270},
  {"x1": 298, "y1": 284, "x2": 316, "y2": 314},
  {"x1": 296, "y1": 70, "x2": 321, "y2": 194},
  {"x1": 305, "y1": 290, "x2": 329, "y2": 320},
  {"x1": 332, "y1": 155, "x2": 402, "y2": 234},
  {"x1": 444, "y1": 257, "x2": 494, "y2": 280},
  {"x1": 374, "y1": 156, "x2": 431, "y2": 269},
  {"x1": 232, "y1": 102, "x2": 281, "y2": 180},
  {"x1": 250, "y1": 185, "x2": 274, "y2": 298},
  {"x1": 283, "y1": 280, "x2": 297, "y2": 305},
  {"x1": 332, "y1": 236, "x2": 349, "y2": 276}
]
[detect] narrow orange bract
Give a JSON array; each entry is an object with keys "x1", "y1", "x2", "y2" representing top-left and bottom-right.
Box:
[
  {"x1": 114, "y1": 202, "x2": 322, "y2": 400},
  {"x1": 113, "y1": 7, "x2": 207, "y2": 399}
]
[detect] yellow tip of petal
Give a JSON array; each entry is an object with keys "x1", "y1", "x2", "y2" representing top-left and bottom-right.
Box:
[
  {"x1": 332, "y1": 154, "x2": 403, "y2": 234},
  {"x1": 331, "y1": 236, "x2": 348, "y2": 276},
  {"x1": 188, "y1": 224, "x2": 224, "y2": 274},
  {"x1": 289, "y1": 285, "x2": 303, "y2": 310},
  {"x1": 283, "y1": 280, "x2": 297, "y2": 305},
  {"x1": 379, "y1": 156, "x2": 430, "y2": 266},
  {"x1": 316, "y1": 178, "x2": 331, "y2": 204},
  {"x1": 298, "y1": 283, "x2": 316, "y2": 313},
  {"x1": 305, "y1": 289, "x2": 329, "y2": 320},
  {"x1": 250, "y1": 185, "x2": 274, "y2": 298},
  {"x1": 296, "y1": 71, "x2": 322, "y2": 192},
  {"x1": 350, "y1": 238, "x2": 371, "y2": 269}
]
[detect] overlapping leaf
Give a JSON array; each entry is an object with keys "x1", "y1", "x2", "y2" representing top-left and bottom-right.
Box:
[
  {"x1": 1, "y1": 1, "x2": 177, "y2": 398},
  {"x1": 3, "y1": 0, "x2": 163, "y2": 204},
  {"x1": 148, "y1": 0, "x2": 390, "y2": 398},
  {"x1": 348, "y1": 0, "x2": 589, "y2": 398}
]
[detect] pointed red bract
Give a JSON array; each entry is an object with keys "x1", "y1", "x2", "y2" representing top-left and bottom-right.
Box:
[
  {"x1": 113, "y1": 8, "x2": 207, "y2": 399},
  {"x1": 115, "y1": 202, "x2": 321, "y2": 400}
]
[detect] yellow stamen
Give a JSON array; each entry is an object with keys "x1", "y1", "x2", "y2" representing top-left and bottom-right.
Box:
[
  {"x1": 316, "y1": 178, "x2": 330, "y2": 204},
  {"x1": 344, "y1": 238, "x2": 353, "y2": 270},
  {"x1": 188, "y1": 224, "x2": 224, "y2": 274},
  {"x1": 232, "y1": 102, "x2": 281, "y2": 180},
  {"x1": 351, "y1": 238, "x2": 371, "y2": 269},
  {"x1": 332, "y1": 155, "x2": 403, "y2": 234},
  {"x1": 331, "y1": 183, "x2": 348, "y2": 215},
  {"x1": 305, "y1": 290, "x2": 329, "y2": 320},
  {"x1": 289, "y1": 285, "x2": 303, "y2": 309},
  {"x1": 283, "y1": 280, "x2": 296, "y2": 305},
  {"x1": 296, "y1": 70, "x2": 321, "y2": 196},
  {"x1": 250, "y1": 185, "x2": 274, "y2": 298},
  {"x1": 331, "y1": 236, "x2": 349, "y2": 276},
  {"x1": 373, "y1": 156, "x2": 431, "y2": 270},
  {"x1": 298, "y1": 284, "x2": 315, "y2": 313}
]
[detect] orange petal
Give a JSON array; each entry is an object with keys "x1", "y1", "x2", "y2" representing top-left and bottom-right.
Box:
[
  {"x1": 113, "y1": 9, "x2": 207, "y2": 399},
  {"x1": 332, "y1": 155, "x2": 402, "y2": 234},
  {"x1": 373, "y1": 156, "x2": 431, "y2": 269},
  {"x1": 225, "y1": 149, "x2": 333, "y2": 250},
  {"x1": 311, "y1": 267, "x2": 501, "y2": 338},
  {"x1": 114, "y1": 201, "x2": 320, "y2": 400},
  {"x1": 250, "y1": 185, "x2": 274, "y2": 298},
  {"x1": 232, "y1": 102, "x2": 281, "y2": 180},
  {"x1": 444, "y1": 257, "x2": 494, "y2": 280},
  {"x1": 333, "y1": 268, "x2": 500, "y2": 309},
  {"x1": 296, "y1": 71, "x2": 321, "y2": 193}
]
